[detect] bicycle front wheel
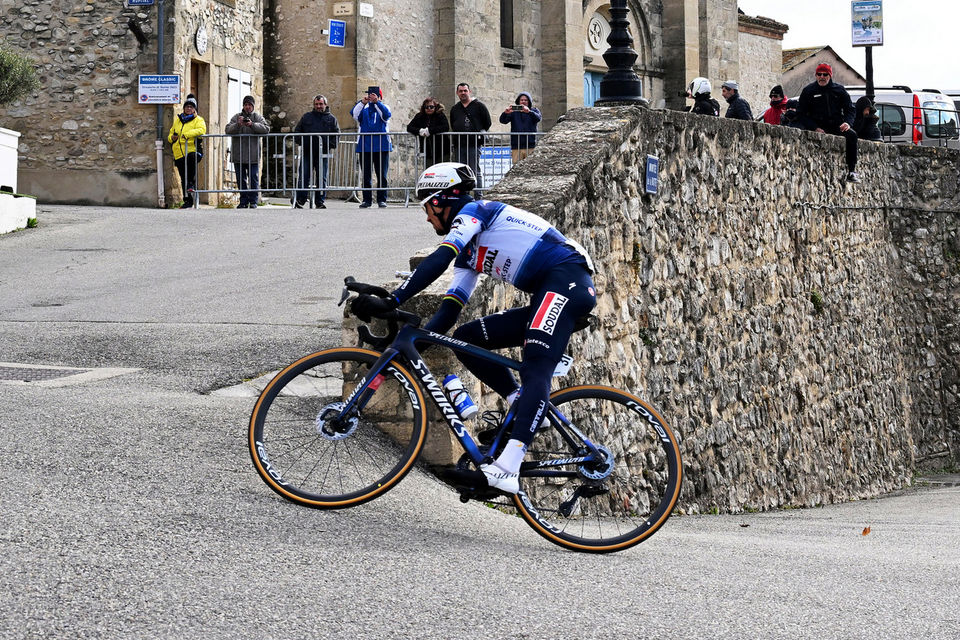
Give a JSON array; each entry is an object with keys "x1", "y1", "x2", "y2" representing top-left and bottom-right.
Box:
[
  {"x1": 513, "y1": 385, "x2": 682, "y2": 553},
  {"x1": 249, "y1": 347, "x2": 428, "y2": 508}
]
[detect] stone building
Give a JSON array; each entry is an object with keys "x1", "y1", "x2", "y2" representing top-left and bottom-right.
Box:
[
  {"x1": 1, "y1": 1, "x2": 784, "y2": 206},
  {"x1": 781, "y1": 46, "x2": 866, "y2": 101}
]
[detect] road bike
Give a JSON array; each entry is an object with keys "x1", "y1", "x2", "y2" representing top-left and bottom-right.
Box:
[{"x1": 248, "y1": 278, "x2": 683, "y2": 553}]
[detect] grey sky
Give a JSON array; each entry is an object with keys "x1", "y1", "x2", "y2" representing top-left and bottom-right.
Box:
[{"x1": 737, "y1": 0, "x2": 959, "y2": 91}]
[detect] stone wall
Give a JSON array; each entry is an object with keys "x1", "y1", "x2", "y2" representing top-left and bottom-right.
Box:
[{"x1": 387, "y1": 106, "x2": 958, "y2": 513}]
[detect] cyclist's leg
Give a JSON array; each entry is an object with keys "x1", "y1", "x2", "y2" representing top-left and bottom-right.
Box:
[
  {"x1": 509, "y1": 263, "x2": 596, "y2": 446},
  {"x1": 451, "y1": 308, "x2": 529, "y2": 397}
]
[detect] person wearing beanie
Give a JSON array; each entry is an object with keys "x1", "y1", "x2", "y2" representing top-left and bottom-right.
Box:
[
  {"x1": 167, "y1": 93, "x2": 207, "y2": 208},
  {"x1": 225, "y1": 95, "x2": 269, "y2": 208},
  {"x1": 796, "y1": 62, "x2": 861, "y2": 182},
  {"x1": 498, "y1": 91, "x2": 542, "y2": 164},
  {"x1": 351, "y1": 85, "x2": 392, "y2": 208},
  {"x1": 763, "y1": 84, "x2": 789, "y2": 125},
  {"x1": 720, "y1": 80, "x2": 753, "y2": 120},
  {"x1": 294, "y1": 94, "x2": 340, "y2": 208}
]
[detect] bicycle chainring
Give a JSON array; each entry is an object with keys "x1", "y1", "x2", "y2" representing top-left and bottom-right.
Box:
[{"x1": 578, "y1": 444, "x2": 614, "y2": 480}]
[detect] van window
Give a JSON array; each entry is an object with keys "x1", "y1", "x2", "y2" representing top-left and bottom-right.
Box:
[
  {"x1": 876, "y1": 103, "x2": 906, "y2": 137},
  {"x1": 922, "y1": 101, "x2": 959, "y2": 138}
]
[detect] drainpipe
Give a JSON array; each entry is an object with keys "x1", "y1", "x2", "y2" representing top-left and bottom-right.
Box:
[{"x1": 155, "y1": 0, "x2": 166, "y2": 208}]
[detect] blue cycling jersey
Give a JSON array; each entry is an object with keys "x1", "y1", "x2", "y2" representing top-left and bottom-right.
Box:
[{"x1": 440, "y1": 200, "x2": 590, "y2": 305}]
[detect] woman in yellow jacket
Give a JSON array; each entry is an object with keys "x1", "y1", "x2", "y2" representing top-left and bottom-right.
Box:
[{"x1": 167, "y1": 93, "x2": 207, "y2": 208}]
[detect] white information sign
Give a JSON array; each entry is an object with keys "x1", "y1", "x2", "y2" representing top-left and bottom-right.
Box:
[
  {"x1": 138, "y1": 75, "x2": 181, "y2": 105},
  {"x1": 851, "y1": 1, "x2": 883, "y2": 47}
]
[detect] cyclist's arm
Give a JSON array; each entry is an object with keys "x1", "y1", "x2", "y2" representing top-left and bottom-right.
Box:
[
  {"x1": 391, "y1": 212, "x2": 483, "y2": 305},
  {"x1": 423, "y1": 267, "x2": 478, "y2": 334},
  {"x1": 390, "y1": 245, "x2": 457, "y2": 305}
]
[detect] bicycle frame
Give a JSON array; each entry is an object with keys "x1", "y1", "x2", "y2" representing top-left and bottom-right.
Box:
[{"x1": 337, "y1": 323, "x2": 605, "y2": 475}]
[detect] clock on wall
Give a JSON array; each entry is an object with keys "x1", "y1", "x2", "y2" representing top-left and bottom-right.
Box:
[{"x1": 195, "y1": 24, "x2": 208, "y2": 55}]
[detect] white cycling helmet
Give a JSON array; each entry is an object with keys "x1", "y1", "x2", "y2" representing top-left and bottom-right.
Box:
[
  {"x1": 688, "y1": 77, "x2": 712, "y2": 97},
  {"x1": 415, "y1": 162, "x2": 477, "y2": 205}
]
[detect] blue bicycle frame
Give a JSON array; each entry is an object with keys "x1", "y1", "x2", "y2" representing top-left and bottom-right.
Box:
[{"x1": 337, "y1": 321, "x2": 605, "y2": 475}]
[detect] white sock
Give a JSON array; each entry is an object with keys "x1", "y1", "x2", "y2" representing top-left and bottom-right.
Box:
[{"x1": 494, "y1": 439, "x2": 527, "y2": 475}]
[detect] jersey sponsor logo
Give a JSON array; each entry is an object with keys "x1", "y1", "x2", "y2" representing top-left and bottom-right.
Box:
[
  {"x1": 495, "y1": 257, "x2": 512, "y2": 280},
  {"x1": 524, "y1": 338, "x2": 550, "y2": 350},
  {"x1": 530, "y1": 292, "x2": 568, "y2": 335},
  {"x1": 475, "y1": 246, "x2": 499, "y2": 275},
  {"x1": 504, "y1": 214, "x2": 544, "y2": 233}
]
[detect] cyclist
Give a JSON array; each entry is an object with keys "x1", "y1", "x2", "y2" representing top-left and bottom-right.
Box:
[{"x1": 351, "y1": 162, "x2": 596, "y2": 494}]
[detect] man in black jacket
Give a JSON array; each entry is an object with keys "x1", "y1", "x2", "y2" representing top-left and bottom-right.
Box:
[
  {"x1": 721, "y1": 81, "x2": 753, "y2": 120},
  {"x1": 449, "y1": 83, "x2": 491, "y2": 189},
  {"x1": 796, "y1": 63, "x2": 860, "y2": 183},
  {"x1": 293, "y1": 95, "x2": 340, "y2": 208}
]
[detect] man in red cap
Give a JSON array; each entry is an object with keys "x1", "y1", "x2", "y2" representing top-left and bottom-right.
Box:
[{"x1": 796, "y1": 63, "x2": 860, "y2": 183}]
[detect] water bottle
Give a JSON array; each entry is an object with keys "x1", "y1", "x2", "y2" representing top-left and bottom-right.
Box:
[{"x1": 442, "y1": 374, "x2": 477, "y2": 420}]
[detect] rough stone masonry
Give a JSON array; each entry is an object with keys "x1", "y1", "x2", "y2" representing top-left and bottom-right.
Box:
[{"x1": 350, "y1": 105, "x2": 960, "y2": 514}]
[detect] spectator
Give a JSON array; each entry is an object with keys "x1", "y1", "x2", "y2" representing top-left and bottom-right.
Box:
[
  {"x1": 351, "y1": 86, "x2": 392, "y2": 208},
  {"x1": 685, "y1": 77, "x2": 720, "y2": 116},
  {"x1": 224, "y1": 95, "x2": 269, "y2": 209},
  {"x1": 167, "y1": 93, "x2": 206, "y2": 209},
  {"x1": 721, "y1": 81, "x2": 753, "y2": 120},
  {"x1": 293, "y1": 94, "x2": 340, "y2": 209},
  {"x1": 406, "y1": 97, "x2": 450, "y2": 169},
  {"x1": 853, "y1": 96, "x2": 882, "y2": 142},
  {"x1": 796, "y1": 63, "x2": 860, "y2": 183},
  {"x1": 763, "y1": 85, "x2": 789, "y2": 125},
  {"x1": 449, "y1": 82, "x2": 491, "y2": 189},
  {"x1": 498, "y1": 91, "x2": 542, "y2": 164}
]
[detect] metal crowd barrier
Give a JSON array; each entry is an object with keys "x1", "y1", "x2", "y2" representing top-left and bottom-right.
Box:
[{"x1": 183, "y1": 131, "x2": 545, "y2": 208}]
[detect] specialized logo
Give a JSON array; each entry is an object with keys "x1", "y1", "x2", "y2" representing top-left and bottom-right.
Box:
[
  {"x1": 410, "y1": 358, "x2": 468, "y2": 437},
  {"x1": 530, "y1": 292, "x2": 568, "y2": 335}
]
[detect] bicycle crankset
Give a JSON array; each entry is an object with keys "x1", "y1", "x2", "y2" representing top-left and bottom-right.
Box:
[{"x1": 315, "y1": 401, "x2": 359, "y2": 441}]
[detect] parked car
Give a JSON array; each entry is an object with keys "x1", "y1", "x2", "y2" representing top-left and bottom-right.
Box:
[{"x1": 846, "y1": 86, "x2": 959, "y2": 149}]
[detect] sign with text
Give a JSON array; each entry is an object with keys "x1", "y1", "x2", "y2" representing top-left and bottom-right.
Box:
[
  {"x1": 851, "y1": 1, "x2": 883, "y2": 46},
  {"x1": 138, "y1": 75, "x2": 181, "y2": 104},
  {"x1": 328, "y1": 19, "x2": 346, "y2": 47},
  {"x1": 127, "y1": 0, "x2": 155, "y2": 5},
  {"x1": 645, "y1": 155, "x2": 659, "y2": 194}
]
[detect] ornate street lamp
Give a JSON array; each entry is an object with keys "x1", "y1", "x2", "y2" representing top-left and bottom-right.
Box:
[{"x1": 595, "y1": 0, "x2": 647, "y2": 106}]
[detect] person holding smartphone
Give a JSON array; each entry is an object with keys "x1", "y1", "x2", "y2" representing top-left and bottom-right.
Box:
[
  {"x1": 498, "y1": 91, "x2": 541, "y2": 164},
  {"x1": 225, "y1": 95, "x2": 269, "y2": 208}
]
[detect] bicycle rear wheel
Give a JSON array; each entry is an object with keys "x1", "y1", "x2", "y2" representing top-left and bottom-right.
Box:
[
  {"x1": 512, "y1": 385, "x2": 682, "y2": 553},
  {"x1": 249, "y1": 347, "x2": 428, "y2": 508}
]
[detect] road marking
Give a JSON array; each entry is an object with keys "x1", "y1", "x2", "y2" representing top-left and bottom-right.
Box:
[{"x1": 0, "y1": 362, "x2": 139, "y2": 387}]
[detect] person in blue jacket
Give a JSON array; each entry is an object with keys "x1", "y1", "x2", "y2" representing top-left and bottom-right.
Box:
[
  {"x1": 498, "y1": 91, "x2": 542, "y2": 164},
  {"x1": 351, "y1": 86, "x2": 393, "y2": 208}
]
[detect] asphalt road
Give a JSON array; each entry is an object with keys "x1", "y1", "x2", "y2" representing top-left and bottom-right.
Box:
[{"x1": 1, "y1": 203, "x2": 957, "y2": 639}]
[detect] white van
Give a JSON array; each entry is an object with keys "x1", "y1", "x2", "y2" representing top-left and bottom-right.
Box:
[{"x1": 846, "y1": 86, "x2": 959, "y2": 149}]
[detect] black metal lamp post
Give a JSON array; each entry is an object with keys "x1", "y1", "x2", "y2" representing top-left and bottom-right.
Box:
[{"x1": 595, "y1": 0, "x2": 647, "y2": 105}]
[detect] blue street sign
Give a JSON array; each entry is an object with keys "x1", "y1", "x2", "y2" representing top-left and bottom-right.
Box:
[
  {"x1": 328, "y1": 19, "x2": 346, "y2": 48},
  {"x1": 128, "y1": 0, "x2": 155, "y2": 5},
  {"x1": 645, "y1": 155, "x2": 659, "y2": 194}
]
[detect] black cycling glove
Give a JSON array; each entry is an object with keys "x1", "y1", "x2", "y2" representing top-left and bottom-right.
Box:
[{"x1": 351, "y1": 294, "x2": 398, "y2": 322}]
